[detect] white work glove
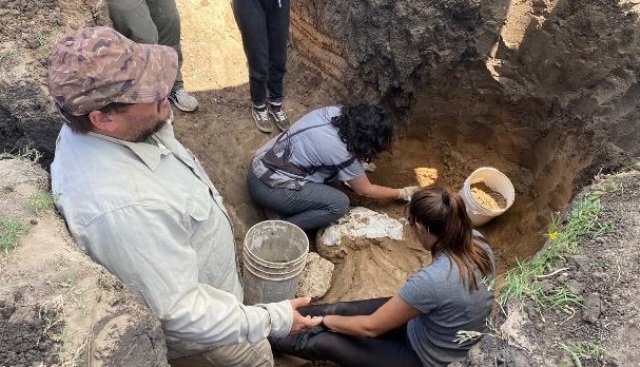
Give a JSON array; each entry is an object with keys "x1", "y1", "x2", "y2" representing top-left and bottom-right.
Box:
[
  {"x1": 397, "y1": 186, "x2": 420, "y2": 202},
  {"x1": 362, "y1": 162, "x2": 377, "y2": 173}
]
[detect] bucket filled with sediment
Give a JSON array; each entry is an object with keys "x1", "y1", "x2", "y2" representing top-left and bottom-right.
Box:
[
  {"x1": 243, "y1": 220, "x2": 309, "y2": 305},
  {"x1": 459, "y1": 167, "x2": 515, "y2": 227}
]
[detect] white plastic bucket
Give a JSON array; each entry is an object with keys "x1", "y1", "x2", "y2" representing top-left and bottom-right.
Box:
[
  {"x1": 459, "y1": 167, "x2": 515, "y2": 227},
  {"x1": 242, "y1": 220, "x2": 309, "y2": 305}
]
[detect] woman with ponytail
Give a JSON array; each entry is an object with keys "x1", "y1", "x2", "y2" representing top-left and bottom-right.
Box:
[{"x1": 270, "y1": 187, "x2": 496, "y2": 367}]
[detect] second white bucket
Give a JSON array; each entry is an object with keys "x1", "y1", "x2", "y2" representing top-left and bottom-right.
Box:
[
  {"x1": 243, "y1": 220, "x2": 309, "y2": 305},
  {"x1": 459, "y1": 167, "x2": 515, "y2": 227}
]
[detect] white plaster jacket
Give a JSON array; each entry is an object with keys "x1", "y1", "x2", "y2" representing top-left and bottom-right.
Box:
[{"x1": 51, "y1": 122, "x2": 293, "y2": 358}]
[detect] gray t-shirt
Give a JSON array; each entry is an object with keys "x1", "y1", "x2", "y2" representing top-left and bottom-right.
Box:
[
  {"x1": 399, "y1": 237, "x2": 495, "y2": 367},
  {"x1": 251, "y1": 106, "x2": 365, "y2": 189}
]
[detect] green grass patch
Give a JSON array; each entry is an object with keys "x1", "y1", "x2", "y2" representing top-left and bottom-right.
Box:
[
  {"x1": 560, "y1": 341, "x2": 604, "y2": 367},
  {"x1": 499, "y1": 186, "x2": 616, "y2": 311},
  {"x1": 0, "y1": 219, "x2": 30, "y2": 253},
  {"x1": 28, "y1": 191, "x2": 55, "y2": 216}
]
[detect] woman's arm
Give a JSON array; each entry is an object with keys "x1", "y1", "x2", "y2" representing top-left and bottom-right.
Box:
[
  {"x1": 347, "y1": 174, "x2": 403, "y2": 200},
  {"x1": 322, "y1": 295, "x2": 420, "y2": 338}
]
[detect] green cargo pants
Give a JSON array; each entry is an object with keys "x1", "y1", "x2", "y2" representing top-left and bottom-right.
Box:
[{"x1": 106, "y1": 0, "x2": 184, "y2": 91}]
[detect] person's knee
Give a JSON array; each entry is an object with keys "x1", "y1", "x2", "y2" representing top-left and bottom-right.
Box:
[
  {"x1": 329, "y1": 192, "x2": 350, "y2": 217},
  {"x1": 249, "y1": 66, "x2": 269, "y2": 83},
  {"x1": 154, "y1": 15, "x2": 181, "y2": 45},
  {"x1": 303, "y1": 333, "x2": 340, "y2": 358},
  {"x1": 314, "y1": 194, "x2": 348, "y2": 229}
]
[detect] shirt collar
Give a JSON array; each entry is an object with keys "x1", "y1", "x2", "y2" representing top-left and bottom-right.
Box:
[{"x1": 88, "y1": 122, "x2": 175, "y2": 172}]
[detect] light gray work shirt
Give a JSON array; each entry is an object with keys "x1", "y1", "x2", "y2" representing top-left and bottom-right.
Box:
[
  {"x1": 251, "y1": 106, "x2": 365, "y2": 189},
  {"x1": 51, "y1": 122, "x2": 293, "y2": 358}
]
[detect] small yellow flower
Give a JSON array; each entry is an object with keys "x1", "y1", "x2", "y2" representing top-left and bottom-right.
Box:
[{"x1": 548, "y1": 231, "x2": 558, "y2": 241}]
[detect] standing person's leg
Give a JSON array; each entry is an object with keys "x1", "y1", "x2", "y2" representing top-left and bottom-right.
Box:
[
  {"x1": 266, "y1": 0, "x2": 290, "y2": 131},
  {"x1": 246, "y1": 170, "x2": 349, "y2": 230},
  {"x1": 146, "y1": 0, "x2": 182, "y2": 87},
  {"x1": 147, "y1": 0, "x2": 199, "y2": 112},
  {"x1": 107, "y1": 0, "x2": 158, "y2": 44},
  {"x1": 232, "y1": 0, "x2": 274, "y2": 133}
]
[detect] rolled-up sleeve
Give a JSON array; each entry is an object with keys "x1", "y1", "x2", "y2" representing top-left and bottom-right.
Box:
[{"x1": 75, "y1": 203, "x2": 293, "y2": 346}]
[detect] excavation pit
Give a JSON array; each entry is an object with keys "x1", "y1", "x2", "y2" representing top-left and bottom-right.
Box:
[{"x1": 2, "y1": 0, "x2": 640, "y2": 365}]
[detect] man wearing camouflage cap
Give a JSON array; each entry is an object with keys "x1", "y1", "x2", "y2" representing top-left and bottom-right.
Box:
[{"x1": 48, "y1": 27, "x2": 321, "y2": 367}]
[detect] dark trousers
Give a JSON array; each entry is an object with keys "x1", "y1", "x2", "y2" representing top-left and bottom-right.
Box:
[
  {"x1": 107, "y1": 0, "x2": 184, "y2": 90},
  {"x1": 232, "y1": 0, "x2": 290, "y2": 107},
  {"x1": 271, "y1": 298, "x2": 424, "y2": 367}
]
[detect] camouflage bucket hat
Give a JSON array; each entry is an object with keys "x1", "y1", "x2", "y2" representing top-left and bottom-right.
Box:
[{"x1": 47, "y1": 26, "x2": 178, "y2": 116}]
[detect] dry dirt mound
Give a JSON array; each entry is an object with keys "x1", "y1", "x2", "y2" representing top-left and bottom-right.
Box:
[{"x1": 0, "y1": 158, "x2": 168, "y2": 367}]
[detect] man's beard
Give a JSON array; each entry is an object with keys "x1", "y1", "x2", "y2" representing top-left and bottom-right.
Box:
[{"x1": 133, "y1": 117, "x2": 166, "y2": 142}]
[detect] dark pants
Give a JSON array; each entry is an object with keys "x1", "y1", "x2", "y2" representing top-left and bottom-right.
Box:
[
  {"x1": 107, "y1": 0, "x2": 184, "y2": 90},
  {"x1": 246, "y1": 169, "x2": 349, "y2": 231},
  {"x1": 232, "y1": 0, "x2": 290, "y2": 107},
  {"x1": 271, "y1": 298, "x2": 424, "y2": 367}
]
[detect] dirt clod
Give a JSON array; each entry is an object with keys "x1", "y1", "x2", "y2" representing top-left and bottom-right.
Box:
[{"x1": 0, "y1": 305, "x2": 63, "y2": 367}]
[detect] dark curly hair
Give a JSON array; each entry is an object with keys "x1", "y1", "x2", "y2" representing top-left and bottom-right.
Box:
[{"x1": 331, "y1": 103, "x2": 392, "y2": 163}]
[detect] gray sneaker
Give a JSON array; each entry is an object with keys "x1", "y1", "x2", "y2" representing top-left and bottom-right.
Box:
[
  {"x1": 169, "y1": 88, "x2": 199, "y2": 112},
  {"x1": 268, "y1": 105, "x2": 291, "y2": 131},
  {"x1": 252, "y1": 106, "x2": 274, "y2": 133}
]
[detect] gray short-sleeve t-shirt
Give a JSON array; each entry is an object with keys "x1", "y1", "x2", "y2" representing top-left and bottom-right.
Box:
[
  {"x1": 251, "y1": 106, "x2": 365, "y2": 188},
  {"x1": 398, "y1": 239, "x2": 495, "y2": 367}
]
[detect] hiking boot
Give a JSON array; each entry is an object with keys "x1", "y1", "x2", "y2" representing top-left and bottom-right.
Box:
[
  {"x1": 252, "y1": 106, "x2": 274, "y2": 133},
  {"x1": 268, "y1": 104, "x2": 291, "y2": 131},
  {"x1": 169, "y1": 88, "x2": 199, "y2": 112}
]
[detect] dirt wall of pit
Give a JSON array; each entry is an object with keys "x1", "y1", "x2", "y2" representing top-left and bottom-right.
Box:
[{"x1": 290, "y1": 0, "x2": 640, "y2": 171}]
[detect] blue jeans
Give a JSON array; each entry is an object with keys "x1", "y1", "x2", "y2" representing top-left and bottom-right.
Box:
[{"x1": 246, "y1": 170, "x2": 349, "y2": 230}]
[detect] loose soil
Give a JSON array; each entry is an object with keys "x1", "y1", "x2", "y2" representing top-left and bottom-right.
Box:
[
  {"x1": 414, "y1": 167, "x2": 439, "y2": 187},
  {"x1": 470, "y1": 182, "x2": 508, "y2": 210},
  {"x1": 2, "y1": 0, "x2": 640, "y2": 366},
  {"x1": 0, "y1": 303, "x2": 63, "y2": 366}
]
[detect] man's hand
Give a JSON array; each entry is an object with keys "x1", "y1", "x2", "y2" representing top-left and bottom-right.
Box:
[
  {"x1": 289, "y1": 297, "x2": 323, "y2": 334},
  {"x1": 397, "y1": 186, "x2": 420, "y2": 202}
]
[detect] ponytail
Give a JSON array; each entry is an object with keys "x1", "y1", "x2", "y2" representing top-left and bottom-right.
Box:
[{"x1": 408, "y1": 188, "x2": 494, "y2": 292}]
